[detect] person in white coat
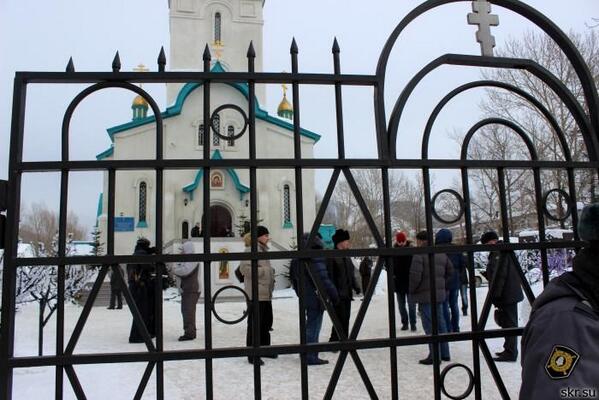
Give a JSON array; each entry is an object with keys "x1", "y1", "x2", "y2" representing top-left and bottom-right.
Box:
[{"x1": 171, "y1": 241, "x2": 201, "y2": 341}]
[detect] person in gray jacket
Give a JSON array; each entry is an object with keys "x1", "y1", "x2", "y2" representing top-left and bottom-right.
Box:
[
  {"x1": 171, "y1": 240, "x2": 201, "y2": 341},
  {"x1": 239, "y1": 226, "x2": 275, "y2": 365},
  {"x1": 409, "y1": 231, "x2": 453, "y2": 364},
  {"x1": 480, "y1": 231, "x2": 524, "y2": 362},
  {"x1": 520, "y1": 204, "x2": 599, "y2": 399}
]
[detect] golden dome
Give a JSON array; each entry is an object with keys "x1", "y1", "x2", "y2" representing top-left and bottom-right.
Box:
[
  {"x1": 132, "y1": 95, "x2": 148, "y2": 107},
  {"x1": 277, "y1": 93, "x2": 293, "y2": 113}
]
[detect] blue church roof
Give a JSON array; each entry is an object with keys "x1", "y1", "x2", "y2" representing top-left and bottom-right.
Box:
[{"x1": 96, "y1": 61, "x2": 320, "y2": 160}]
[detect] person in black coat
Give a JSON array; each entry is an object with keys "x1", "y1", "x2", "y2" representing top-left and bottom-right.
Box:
[
  {"x1": 327, "y1": 229, "x2": 360, "y2": 343},
  {"x1": 127, "y1": 238, "x2": 158, "y2": 343},
  {"x1": 291, "y1": 233, "x2": 339, "y2": 365},
  {"x1": 392, "y1": 231, "x2": 417, "y2": 331},
  {"x1": 190, "y1": 222, "x2": 201, "y2": 238},
  {"x1": 435, "y1": 229, "x2": 467, "y2": 332},
  {"x1": 358, "y1": 255, "x2": 373, "y2": 295},
  {"x1": 107, "y1": 265, "x2": 124, "y2": 309},
  {"x1": 481, "y1": 231, "x2": 524, "y2": 361},
  {"x1": 520, "y1": 203, "x2": 599, "y2": 398}
]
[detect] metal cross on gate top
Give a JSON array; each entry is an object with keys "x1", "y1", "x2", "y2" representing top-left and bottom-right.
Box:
[{"x1": 467, "y1": 0, "x2": 500, "y2": 56}]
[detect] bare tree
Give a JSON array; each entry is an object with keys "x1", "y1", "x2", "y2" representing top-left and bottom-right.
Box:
[
  {"x1": 323, "y1": 169, "x2": 423, "y2": 247},
  {"x1": 481, "y1": 29, "x2": 599, "y2": 210},
  {"x1": 394, "y1": 174, "x2": 426, "y2": 236},
  {"x1": 19, "y1": 203, "x2": 87, "y2": 254},
  {"x1": 463, "y1": 125, "x2": 535, "y2": 234},
  {"x1": 15, "y1": 233, "x2": 97, "y2": 356}
]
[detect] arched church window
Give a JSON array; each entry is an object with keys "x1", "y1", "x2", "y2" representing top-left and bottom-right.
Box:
[
  {"x1": 283, "y1": 184, "x2": 291, "y2": 225},
  {"x1": 139, "y1": 181, "x2": 147, "y2": 224},
  {"x1": 198, "y1": 123, "x2": 204, "y2": 146},
  {"x1": 227, "y1": 125, "x2": 235, "y2": 146},
  {"x1": 214, "y1": 12, "x2": 222, "y2": 44},
  {"x1": 212, "y1": 114, "x2": 221, "y2": 146},
  {"x1": 182, "y1": 221, "x2": 189, "y2": 239}
]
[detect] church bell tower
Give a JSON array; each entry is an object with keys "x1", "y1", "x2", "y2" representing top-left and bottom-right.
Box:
[{"x1": 167, "y1": 0, "x2": 265, "y2": 104}]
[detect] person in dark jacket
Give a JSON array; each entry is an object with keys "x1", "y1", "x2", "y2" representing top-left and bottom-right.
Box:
[
  {"x1": 190, "y1": 222, "x2": 201, "y2": 238},
  {"x1": 435, "y1": 229, "x2": 467, "y2": 332},
  {"x1": 459, "y1": 261, "x2": 469, "y2": 316},
  {"x1": 520, "y1": 203, "x2": 599, "y2": 399},
  {"x1": 107, "y1": 265, "x2": 124, "y2": 310},
  {"x1": 127, "y1": 238, "x2": 157, "y2": 343},
  {"x1": 481, "y1": 230, "x2": 524, "y2": 362},
  {"x1": 359, "y1": 255, "x2": 373, "y2": 295},
  {"x1": 392, "y1": 231, "x2": 417, "y2": 331},
  {"x1": 291, "y1": 233, "x2": 339, "y2": 365},
  {"x1": 410, "y1": 231, "x2": 453, "y2": 364},
  {"x1": 327, "y1": 229, "x2": 360, "y2": 343}
]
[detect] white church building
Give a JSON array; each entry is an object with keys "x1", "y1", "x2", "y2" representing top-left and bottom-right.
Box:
[{"x1": 95, "y1": 0, "x2": 319, "y2": 289}]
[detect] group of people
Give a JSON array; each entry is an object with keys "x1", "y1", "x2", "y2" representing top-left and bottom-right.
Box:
[
  {"x1": 116, "y1": 203, "x2": 599, "y2": 394},
  {"x1": 389, "y1": 229, "x2": 468, "y2": 364},
  {"x1": 120, "y1": 237, "x2": 200, "y2": 343}
]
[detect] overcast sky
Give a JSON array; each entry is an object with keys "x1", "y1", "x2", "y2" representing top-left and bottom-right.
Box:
[{"x1": 0, "y1": 0, "x2": 597, "y2": 235}]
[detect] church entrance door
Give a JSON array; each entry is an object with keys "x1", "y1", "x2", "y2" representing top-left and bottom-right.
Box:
[{"x1": 205, "y1": 205, "x2": 232, "y2": 237}]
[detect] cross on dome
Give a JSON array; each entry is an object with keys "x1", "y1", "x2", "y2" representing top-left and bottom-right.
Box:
[
  {"x1": 212, "y1": 40, "x2": 224, "y2": 60},
  {"x1": 467, "y1": 0, "x2": 500, "y2": 57},
  {"x1": 133, "y1": 63, "x2": 149, "y2": 89}
]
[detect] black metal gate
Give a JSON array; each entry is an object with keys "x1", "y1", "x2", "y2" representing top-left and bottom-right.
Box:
[{"x1": 1, "y1": 1, "x2": 599, "y2": 399}]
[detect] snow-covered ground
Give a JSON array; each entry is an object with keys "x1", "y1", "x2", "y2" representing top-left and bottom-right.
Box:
[{"x1": 11, "y1": 285, "x2": 534, "y2": 400}]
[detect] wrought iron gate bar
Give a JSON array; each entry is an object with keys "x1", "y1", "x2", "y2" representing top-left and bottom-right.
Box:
[
  {"x1": 8, "y1": 327, "x2": 523, "y2": 368},
  {"x1": 201, "y1": 47, "x2": 214, "y2": 400},
  {"x1": 14, "y1": 72, "x2": 380, "y2": 86},
  {"x1": 460, "y1": 166, "x2": 483, "y2": 398},
  {"x1": 3, "y1": 1, "x2": 599, "y2": 399},
  {"x1": 376, "y1": 0, "x2": 599, "y2": 138},
  {"x1": 387, "y1": 55, "x2": 597, "y2": 160},
  {"x1": 9, "y1": 240, "x2": 586, "y2": 268},
  {"x1": 421, "y1": 80, "x2": 573, "y2": 161},
  {"x1": 15, "y1": 159, "x2": 599, "y2": 172}
]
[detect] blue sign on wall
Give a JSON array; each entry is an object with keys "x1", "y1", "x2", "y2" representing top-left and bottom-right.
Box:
[{"x1": 114, "y1": 217, "x2": 135, "y2": 232}]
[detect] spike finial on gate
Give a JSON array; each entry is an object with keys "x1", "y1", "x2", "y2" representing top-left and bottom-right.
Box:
[
  {"x1": 290, "y1": 38, "x2": 298, "y2": 54},
  {"x1": 203, "y1": 44, "x2": 212, "y2": 61},
  {"x1": 66, "y1": 57, "x2": 75, "y2": 73},
  {"x1": 332, "y1": 37, "x2": 340, "y2": 54},
  {"x1": 247, "y1": 41, "x2": 256, "y2": 59},
  {"x1": 157, "y1": 46, "x2": 166, "y2": 72},
  {"x1": 112, "y1": 51, "x2": 121, "y2": 72}
]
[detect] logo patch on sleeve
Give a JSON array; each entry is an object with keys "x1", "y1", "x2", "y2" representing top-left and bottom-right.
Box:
[{"x1": 545, "y1": 345, "x2": 580, "y2": 379}]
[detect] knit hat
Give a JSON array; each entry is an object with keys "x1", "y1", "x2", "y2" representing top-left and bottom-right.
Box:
[
  {"x1": 415, "y1": 230, "x2": 428, "y2": 241},
  {"x1": 395, "y1": 231, "x2": 407, "y2": 244},
  {"x1": 480, "y1": 231, "x2": 499, "y2": 244},
  {"x1": 578, "y1": 203, "x2": 599, "y2": 241},
  {"x1": 135, "y1": 237, "x2": 151, "y2": 251},
  {"x1": 300, "y1": 232, "x2": 324, "y2": 250},
  {"x1": 256, "y1": 225, "x2": 269, "y2": 238},
  {"x1": 435, "y1": 228, "x2": 453, "y2": 245},
  {"x1": 332, "y1": 229, "x2": 350, "y2": 247}
]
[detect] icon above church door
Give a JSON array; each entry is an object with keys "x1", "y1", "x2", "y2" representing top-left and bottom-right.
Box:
[
  {"x1": 210, "y1": 171, "x2": 224, "y2": 189},
  {"x1": 204, "y1": 205, "x2": 233, "y2": 237}
]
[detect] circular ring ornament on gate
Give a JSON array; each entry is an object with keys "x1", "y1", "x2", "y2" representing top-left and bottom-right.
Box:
[
  {"x1": 432, "y1": 189, "x2": 465, "y2": 224},
  {"x1": 542, "y1": 189, "x2": 572, "y2": 222},
  {"x1": 210, "y1": 104, "x2": 249, "y2": 141},
  {"x1": 440, "y1": 363, "x2": 475, "y2": 400},
  {"x1": 211, "y1": 285, "x2": 250, "y2": 325}
]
